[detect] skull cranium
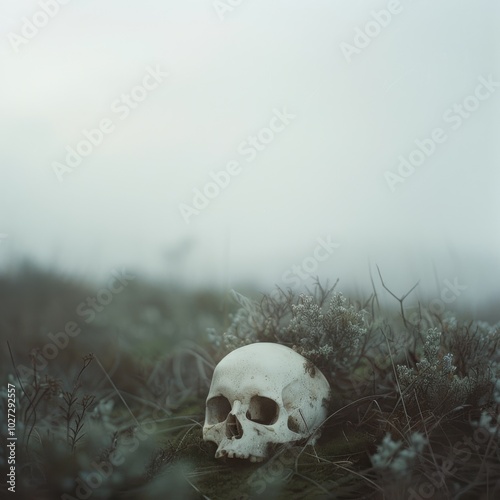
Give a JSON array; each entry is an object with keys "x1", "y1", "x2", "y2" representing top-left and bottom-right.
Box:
[{"x1": 203, "y1": 342, "x2": 331, "y2": 462}]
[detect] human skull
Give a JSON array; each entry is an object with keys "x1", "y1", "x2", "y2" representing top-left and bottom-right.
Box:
[{"x1": 203, "y1": 342, "x2": 331, "y2": 462}]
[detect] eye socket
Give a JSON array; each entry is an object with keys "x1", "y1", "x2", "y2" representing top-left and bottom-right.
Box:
[
  {"x1": 287, "y1": 415, "x2": 301, "y2": 434},
  {"x1": 206, "y1": 396, "x2": 231, "y2": 424},
  {"x1": 245, "y1": 396, "x2": 279, "y2": 425}
]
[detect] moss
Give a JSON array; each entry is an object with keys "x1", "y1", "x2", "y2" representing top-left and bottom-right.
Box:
[{"x1": 158, "y1": 424, "x2": 375, "y2": 500}]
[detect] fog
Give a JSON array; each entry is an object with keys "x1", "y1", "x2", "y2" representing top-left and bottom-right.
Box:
[{"x1": 1, "y1": 0, "x2": 499, "y2": 312}]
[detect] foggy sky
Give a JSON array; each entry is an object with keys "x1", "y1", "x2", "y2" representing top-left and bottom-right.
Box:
[{"x1": 1, "y1": 0, "x2": 499, "y2": 312}]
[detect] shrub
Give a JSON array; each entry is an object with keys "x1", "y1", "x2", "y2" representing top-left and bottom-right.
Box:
[
  {"x1": 396, "y1": 327, "x2": 496, "y2": 417},
  {"x1": 285, "y1": 293, "x2": 367, "y2": 381},
  {"x1": 214, "y1": 286, "x2": 369, "y2": 385},
  {"x1": 370, "y1": 431, "x2": 427, "y2": 479}
]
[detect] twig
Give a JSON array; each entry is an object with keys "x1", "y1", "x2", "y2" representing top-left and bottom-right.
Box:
[
  {"x1": 376, "y1": 265, "x2": 419, "y2": 328},
  {"x1": 94, "y1": 354, "x2": 140, "y2": 427}
]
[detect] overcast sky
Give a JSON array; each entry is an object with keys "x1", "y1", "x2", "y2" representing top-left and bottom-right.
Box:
[{"x1": 1, "y1": 0, "x2": 499, "y2": 311}]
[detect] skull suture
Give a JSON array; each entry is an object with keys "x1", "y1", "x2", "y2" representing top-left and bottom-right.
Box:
[{"x1": 203, "y1": 342, "x2": 331, "y2": 462}]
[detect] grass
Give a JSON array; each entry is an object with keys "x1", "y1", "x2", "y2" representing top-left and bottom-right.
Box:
[{"x1": 0, "y1": 263, "x2": 499, "y2": 499}]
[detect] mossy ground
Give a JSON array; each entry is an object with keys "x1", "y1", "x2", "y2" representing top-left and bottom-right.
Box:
[{"x1": 156, "y1": 406, "x2": 375, "y2": 500}]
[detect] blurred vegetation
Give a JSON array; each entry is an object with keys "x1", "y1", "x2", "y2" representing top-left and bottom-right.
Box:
[{"x1": 0, "y1": 263, "x2": 499, "y2": 499}]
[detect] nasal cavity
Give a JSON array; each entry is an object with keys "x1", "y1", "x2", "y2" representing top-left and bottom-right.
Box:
[{"x1": 225, "y1": 413, "x2": 243, "y2": 439}]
